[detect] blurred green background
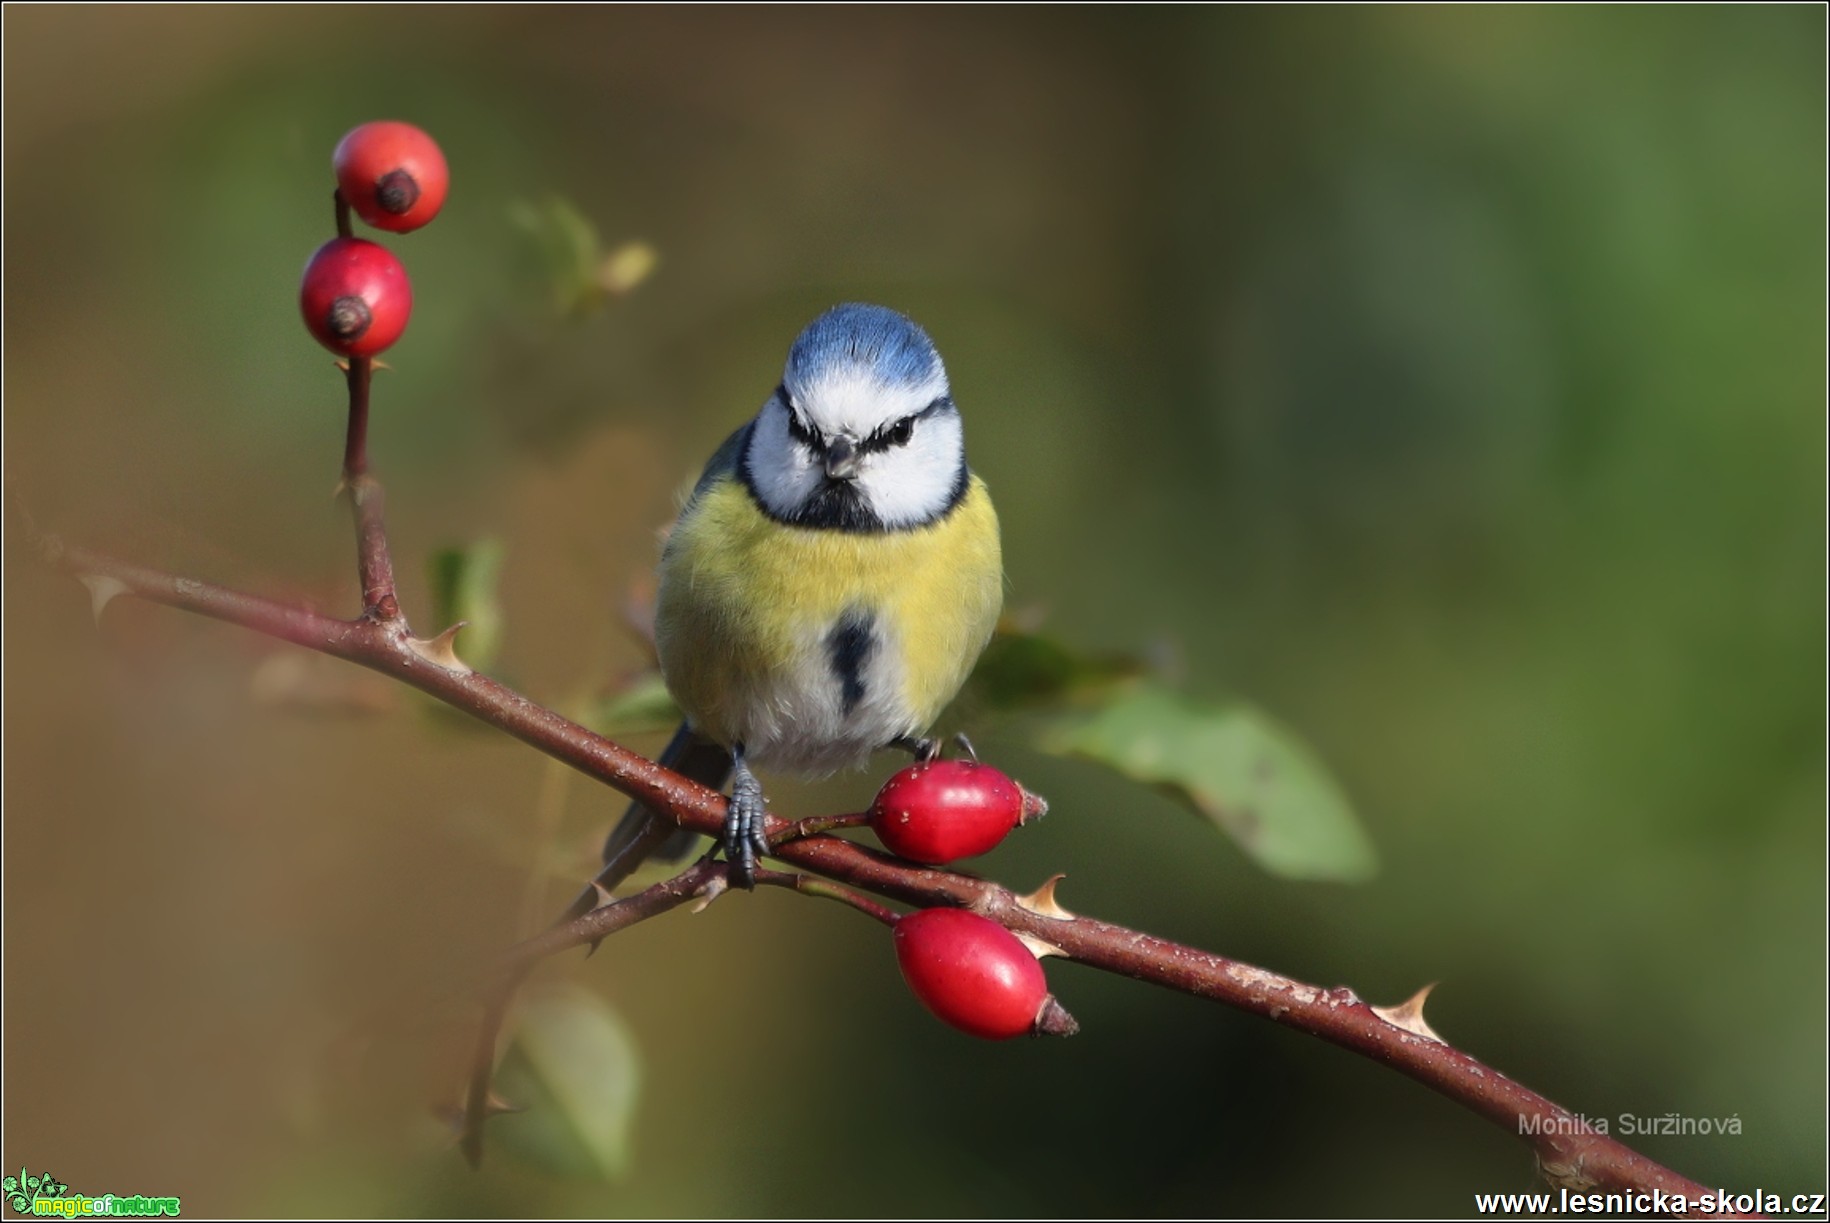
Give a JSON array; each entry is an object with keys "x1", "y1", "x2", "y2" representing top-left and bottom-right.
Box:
[{"x1": 4, "y1": 6, "x2": 1823, "y2": 1217}]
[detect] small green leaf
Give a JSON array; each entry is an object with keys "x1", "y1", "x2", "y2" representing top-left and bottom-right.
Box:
[
  {"x1": 1038, "y1": 682, "x2": 1378, "y2": 882},
  {"x1": 597, "y1": 242, "x2": 659, "y2": 297},
  {"x1": 509, "y1": 196, "x2": 607, "y2": 317},
  {"x1": 493, "y1": 981, "x2": 641, "y2": 1181},
  {"x1": 583, "y1": 671, "x2": 681, "y2": 738},
  {"x1": 427, "y1": 538, "x2": 506, "y2": 673}
]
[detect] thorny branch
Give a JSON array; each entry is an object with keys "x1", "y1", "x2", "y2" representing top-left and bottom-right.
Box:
[
  {"x1": 12, "y1": 282, "x2": 1750, "y2": 1216},
  {"x1": 21, "y1": 518, "x2": 1748, "y2": 1213}
]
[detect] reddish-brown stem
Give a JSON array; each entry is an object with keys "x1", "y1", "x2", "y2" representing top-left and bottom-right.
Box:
[
  {"x1": 505, "y1": 859, "x2": 730, "y2": 968},
  {"x1": 752, "y1": 866, "x2": 898, "y2": 926},
  {"x1": 342, "y1": 355, "x2": 371, "y2": 478},
  {"x1": 333, "y1": 187, "x2": 352, "y2": 239},
  {"x1": 339, "y1": 358, "x2": 402, "y2": 622},
  {"x1": 459, "y1": 965, "x2": 528, "y2": 1167},
  {"x1": 44, "y1": 536, "x2": 358, "y2": 653},
  {"x1": 347, "y1": 473, "x2": 399, "y2": 623},
  {"x1": 558, "y1": 808, "x2": 690, "y2": 925},
  {"x1": 775, "y1": 811, "x2": 871, "y2": 840}
]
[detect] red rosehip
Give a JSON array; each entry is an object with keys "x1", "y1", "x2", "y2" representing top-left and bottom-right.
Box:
[
  {"x1": 869, "y1": 760, "x2": 1043, "y2": 865},
  {"x1": 333, "y1": 121, "x2": 449, "y2": 233},
  {"x1": 894, "y1": 908, "x2": 1051, "y2": 1040},
  {"x1": 299, "y1": 237, "x2": 413, "y2": 357}
]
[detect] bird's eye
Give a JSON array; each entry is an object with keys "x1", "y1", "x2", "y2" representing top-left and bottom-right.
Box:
[{"x1": 858, "y1": 415, "x2": 917, "y2": 454}]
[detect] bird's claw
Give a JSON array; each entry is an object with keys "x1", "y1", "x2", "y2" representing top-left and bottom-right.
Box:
[
  {"x1": 894, "y1": 735, "x2": 943, "y2": 763},
  {"x1": 723, "y1": 761, "x2": 770, "y2": 888},
  {"x1": 894, "y1": 734, "x2": 976, "y2": 763}
]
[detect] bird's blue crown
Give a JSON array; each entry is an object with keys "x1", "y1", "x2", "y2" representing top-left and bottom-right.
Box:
[{"x1": 784, "y1": 303, "x2": 945, "y2": 397}]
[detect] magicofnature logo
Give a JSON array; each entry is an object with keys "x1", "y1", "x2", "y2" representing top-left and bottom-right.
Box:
[{"x1": 4, "y1": 1168, "x2": 179, "y2": 1218}]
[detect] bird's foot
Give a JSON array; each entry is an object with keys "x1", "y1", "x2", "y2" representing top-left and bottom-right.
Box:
[{"x1": 722, "y1": 752, "x2": 771, "y2": 888}]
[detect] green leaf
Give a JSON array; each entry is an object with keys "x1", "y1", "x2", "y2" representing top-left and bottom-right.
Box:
[
  {"x1": 1037, "y1": 682, "x2": 1378, "y2": 882},
  {"x1": 959, "y1": 625, "x2": 1144, "y2": 713},
  {"x1": 427, "y1": 538, "x2": 506, "y2": 673},
  {"x1": 493, "y1": 981, "x2": 641, "y2": 1181},
  {"x1": 509, "y1": 195, "x2": 606, "y2": 317},
  {"x1": 583, "y1": 671, "x2": 681, "y2": 738}
]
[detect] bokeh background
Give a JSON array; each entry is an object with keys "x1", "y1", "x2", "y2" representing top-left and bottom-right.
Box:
[{"x1": 4, "y1": 6, "x2": 1823, "y2": 1217}]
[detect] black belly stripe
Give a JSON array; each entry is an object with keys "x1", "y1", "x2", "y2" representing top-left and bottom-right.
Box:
[{"x1": 826, "y1": 612, "x2": 877, "y2": 717}]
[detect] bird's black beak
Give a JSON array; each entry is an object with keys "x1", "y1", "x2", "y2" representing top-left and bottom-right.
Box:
[{"x1": 822, "y1": 435, "x2": 859, "y2": 481}]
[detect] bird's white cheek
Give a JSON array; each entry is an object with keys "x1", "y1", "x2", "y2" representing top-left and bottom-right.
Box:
[
  {"x1": 858, "y1": 420, "x2": 964, "y2": 528},
  {"x1": 746, "y1": 410, "x2": 826, "y2": 518}
]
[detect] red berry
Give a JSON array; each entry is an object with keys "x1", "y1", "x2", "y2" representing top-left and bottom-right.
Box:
[
  {"x1": 333, "y1": 121, "x2": 449, "y2": 233},
  {"x1": 894, "y1": 908, "x2": 1050, "y2": 1040},
  {"x1": 869, "y1": 760, "x2": 1042, "y2": 865},
  {"x1": 299, "y1": 237, "x2": 412, "y2": 357}
]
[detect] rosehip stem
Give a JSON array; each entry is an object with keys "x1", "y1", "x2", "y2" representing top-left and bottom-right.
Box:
[
  {"x1": 342, "y1": 355, "x2": 371, "y2": 477},
  {"x1": 775, "y1": 811, "x2": 870, "y2": 841},
  {"x1": 341, "y1": 357, "x2": 400, "y2": 622},
  {"x1": 753, "y1": 868, "x2": 897, "y2": 926},
  {"x1": 333, "y1": 188, "x2": 353, "y2": 239},
  {"x1": 348, "y1": 471, "x2": 399, "y2": 623}
]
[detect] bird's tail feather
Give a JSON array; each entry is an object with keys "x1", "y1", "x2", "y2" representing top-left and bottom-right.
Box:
[{"x1": 558, "y1": 722, "x2": 729, "y2": 923}]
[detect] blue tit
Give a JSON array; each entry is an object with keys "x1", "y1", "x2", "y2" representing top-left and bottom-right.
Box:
[{"x1": 593, "y1": 302, "x2": 1003, "y2": 894}]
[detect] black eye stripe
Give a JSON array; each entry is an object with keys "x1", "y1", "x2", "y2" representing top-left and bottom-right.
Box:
[
  {"x1": 778, "y1": 390, "x2": 954, "y2": 455},
  {"x1": 775, "y1": 385, "x2": 820, "y2": 449},
  {"x1": 859, "y1": 396, "x2": 953, "y2": 454},
  {"x1": 860, "y1": 420, "x2": 911, "y2": 454}
]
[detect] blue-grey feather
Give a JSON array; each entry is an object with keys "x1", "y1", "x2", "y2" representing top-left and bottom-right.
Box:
[
  {"x1": 785, "y1": 303, "x2": 945, "y2": 396},
  {"x1": 685, "y1": 420, "x2": 753, "y2": 508}
]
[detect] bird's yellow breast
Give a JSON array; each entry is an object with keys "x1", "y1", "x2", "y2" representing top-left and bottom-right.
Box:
[{"x1": 653, "y1": 474, "x2": 1003, "y2": 775}]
